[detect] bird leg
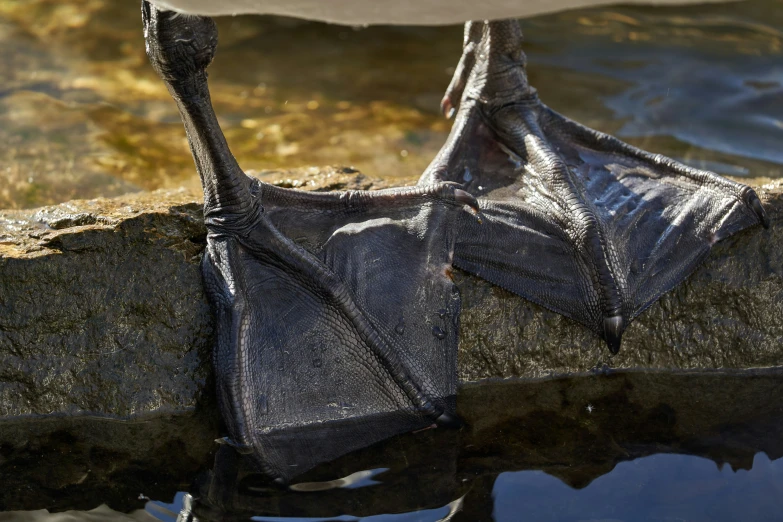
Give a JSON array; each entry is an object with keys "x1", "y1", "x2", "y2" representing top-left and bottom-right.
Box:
[
  {"x1": 142, "y1": 1, "x2": 474, "y2": 483},
  {"x1": 421, "y1": 20, "x2": 768, "y2": 354}
]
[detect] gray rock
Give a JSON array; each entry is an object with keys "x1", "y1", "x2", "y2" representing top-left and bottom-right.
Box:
[
  {"x1": 0, "y1": 170, "x2": 780, "y2": 420},
  {"x1": 0, "y1": 171, "x2": 780, "y2": 513}
]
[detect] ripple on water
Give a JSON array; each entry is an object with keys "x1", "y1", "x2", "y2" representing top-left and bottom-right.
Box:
[{"x1": 0, "y1": 0, "x2": 781, "y2": 209}]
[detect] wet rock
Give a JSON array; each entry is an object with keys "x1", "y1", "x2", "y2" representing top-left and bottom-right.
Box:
[
  {"x1": 0, "y1": 172, "x2": 780, "y2": 420},
  {"x1": 0, "y1": 189, "x2": 212, "y2": 419}
]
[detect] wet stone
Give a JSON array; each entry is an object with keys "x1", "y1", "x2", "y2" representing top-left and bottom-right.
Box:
[{"x1": 0, "y1": 172, "x2": 780, "y2": 420}]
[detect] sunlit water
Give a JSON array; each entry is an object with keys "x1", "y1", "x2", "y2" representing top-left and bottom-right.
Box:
[{"x1": 0, "y1": 0, "x2": 781, "y2": 210}]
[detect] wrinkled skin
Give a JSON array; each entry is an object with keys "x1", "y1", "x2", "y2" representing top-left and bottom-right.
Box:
[
  {"x1": 142, "y1": 2, "x2": 473, "y2": 483},
  {"x1": 420, "y1": 21, "x2": 768, "y2": 353},
  {"x1": 141, "y1": 3, "x2": 767, "y2": 482}
]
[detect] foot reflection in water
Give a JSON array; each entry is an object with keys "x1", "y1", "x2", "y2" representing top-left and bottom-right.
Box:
[
  {"x1": 167, "y1": 372, "x2": 783, "y2": 522},
  {"x1": 168, "y1": 454, "x2": 782, "y2": 521}
]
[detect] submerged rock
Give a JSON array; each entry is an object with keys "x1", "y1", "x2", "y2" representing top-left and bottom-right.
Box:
[{"x1": 0, "y1": 169, "x2": 780, "y2": 420}]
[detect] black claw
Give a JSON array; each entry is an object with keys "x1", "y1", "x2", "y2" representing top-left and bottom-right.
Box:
[
  {"x1": 750, "y1": 196, "x2": 770, "y2": 229},
  {"x1": 273, "y1": 477, "x2": 289, "y2": 489},
  {"x1": 141, "y1": 0, "x2": 151, "y2": 26},
  {"x1": 435, "y1": 411, "x2": 463, "y2": 429},
  {"x1": 215, "y1": 437, "x2": 254, "y2": 454},
  {"x1": 441, "y1": 95, "x2": 456, "y2": 119},
  {"x1": 603, "y1": 315, "x2": 624, "y2": 355},
  {"x1": 454, "y1": 189, "x2": 480, "y2": 213}
]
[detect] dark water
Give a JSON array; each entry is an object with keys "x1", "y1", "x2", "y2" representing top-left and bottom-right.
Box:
[
  {"x1": 133, "y1": 452, "x2": 783, "y2": 521},
  {"x1": 139, "y1": 453, "x2": 783, "y2": 522},
  {"x1": 3, "y1": 371, "x2": 783, "y2": 521},
  {"x1": 0, "y1": 0, "x2": 781, "y2": 209}
]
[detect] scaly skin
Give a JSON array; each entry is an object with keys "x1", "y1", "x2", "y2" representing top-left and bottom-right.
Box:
[
  {"x1": 420, "y1": 20, "x2": 768, "y2": 353},
  {"x1": 141, "y1": 2, "x2": 767, "y2": 482},
  {"x1": 142, "y1": 1, "x2": 473, "y2": 483}
]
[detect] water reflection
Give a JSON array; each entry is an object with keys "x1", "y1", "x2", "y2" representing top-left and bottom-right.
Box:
[
  {"x1": 493, "y1": 452, "x2": 783, "y2": 522},
  {"x1": 249, "y1": 498, "x2": 462, "y2": 522},
  {"x1": 2, "y1": 370, "x2": 783, "y2": 520},
  {"x1": 152, "y1": 454, "x2": 783, "y2": 521},
  {"x1": 0, "y1": 0, "x2": 781, "y2": 209},
  {"x1": 8, "y1": 451, "x2": 781, "y2": 522},
  {"x1": 288, "y1": 468, "x2": 390, "y2": 492}
]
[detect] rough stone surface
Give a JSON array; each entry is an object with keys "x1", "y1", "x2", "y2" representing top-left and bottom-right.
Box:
[
  {"x1": 0, "y1": 191, "x2": 211, "y2": 419},
  {"x1": 0, "y1": 169, "x2": 780, "y2": 419}
]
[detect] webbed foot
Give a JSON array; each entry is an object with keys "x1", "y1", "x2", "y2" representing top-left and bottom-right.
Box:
[
  {"x1": 142, "y1": 1, "x2": 472, "y2": 482},
  {"x1": 422, "y1": 20, "x2": 768, "y2": 354}
]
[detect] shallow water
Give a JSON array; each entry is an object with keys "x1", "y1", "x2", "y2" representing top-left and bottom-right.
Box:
[
  {"x1": 3, "y1": 371, "x2": 783, "y2": 521},
  {"x1": 132, "y1": 452, "x2": 783, "y2": 522},
  {"x1": 126, "y1": 453, "x2": 783, "y2": 521},
  {"x1": 0, "y1": 0, "x2": 781, "y2": 209}
]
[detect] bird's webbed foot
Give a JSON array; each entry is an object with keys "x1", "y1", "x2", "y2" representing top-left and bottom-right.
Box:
[
  {"x1": 142, "y1": 0, "x2": 474, "y2": 483},
  {"x1": 421, "y1": 20, "x2": 769, "y2": 354},
  {"x1": 202, "y1": 174, "x2": 473, "y2": 486}
]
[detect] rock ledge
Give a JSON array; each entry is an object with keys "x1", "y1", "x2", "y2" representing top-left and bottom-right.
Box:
[{"x1": 1, "y1": 171, "x2": 780, "y2": 419}]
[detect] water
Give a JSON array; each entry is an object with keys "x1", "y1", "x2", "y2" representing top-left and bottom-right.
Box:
[
  {"x1": 8, "y1": 453, "x2": 783, "y2": 521},
  {"x1": 0, "y1": 0, "x2": 781, "y2": 210},
  {"x1": 136, "y1": 454, "x2": 783, "y2": 521},
  {"x1": 3, "y1": 371, "x2": 783, "y2": 520},
  {"x1": 492, "y1": 452, "x2": 783, "y2": 522}
]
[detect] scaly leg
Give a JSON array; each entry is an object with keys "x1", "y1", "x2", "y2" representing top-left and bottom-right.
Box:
[
  {"x1": 142, "y1": 1, "x2": 475, "y2": 483},
  {"x1": 421, "y1": 20, "x2": 768, "y2": 354}
]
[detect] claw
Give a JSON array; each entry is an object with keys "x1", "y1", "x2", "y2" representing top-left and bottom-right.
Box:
[
  {"x1": 435, "y1": 411, "x2": 463, "y2": 429},
  {"x1": 441, "y1": 95, "x2": 455, "y2": 119},
  {"x1": 603, "y1": 315, "x2": 624, "y2": 355},
  {"x1": 454, "y1": 188, "x2": 480, "y2": 213},
  {"x1": 751, "y1": 195, "x2": 770, "y2": 229},
  {"x1": 741, "y1": 187, "x2": 770, "y2": 229}
]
